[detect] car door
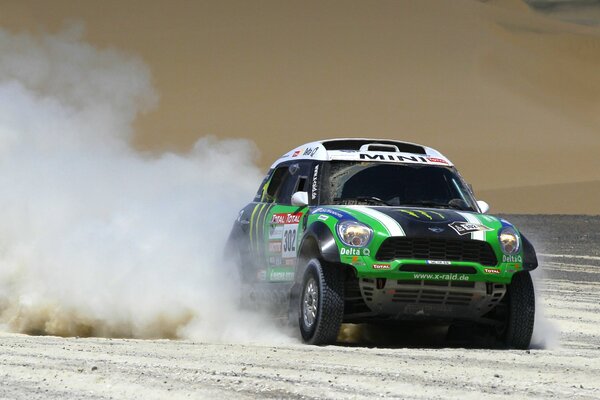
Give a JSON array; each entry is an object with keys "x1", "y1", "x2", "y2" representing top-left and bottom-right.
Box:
[{"x1": 261, "y1": 161, "x2": 312, "y2": 283}]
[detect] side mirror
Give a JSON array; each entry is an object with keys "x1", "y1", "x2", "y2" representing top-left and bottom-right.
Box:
[
  {"x1": 476, "y1": 200, "x2": 490, "y2": 214},
  {"x1": 291, "y1": 191, "x2": 309, "y2": 207}
]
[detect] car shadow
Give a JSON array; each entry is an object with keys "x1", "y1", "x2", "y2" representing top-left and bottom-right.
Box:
[{"x1": 334, "y1": 323, "x2": 505, "y2": 349}]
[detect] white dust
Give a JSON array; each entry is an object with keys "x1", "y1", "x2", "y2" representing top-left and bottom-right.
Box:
[
  {"x1": 530, "y1": 268, "x2": 561, "y2": 349},
  {"x1": 0, "y1": 25, "x2": 290, "y2": 343}
]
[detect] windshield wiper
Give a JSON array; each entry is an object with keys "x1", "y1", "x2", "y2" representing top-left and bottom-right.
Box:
[
  {"x1": 334, "y1": 196, "x2": 392, "y2": 206},
  {"x1": 402, "y1": 201, "x2": 451, "y2": 209}
]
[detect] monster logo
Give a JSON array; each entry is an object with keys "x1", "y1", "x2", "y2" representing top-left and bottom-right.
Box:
[{"x1": 396, "y1": 209, "x2": 448, "y2": 221}]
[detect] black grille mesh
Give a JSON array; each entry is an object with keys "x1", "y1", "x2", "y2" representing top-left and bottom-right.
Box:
[
  {"x1": 375, "y1": 237, "x2": 498, "y2": 266},
  {"x1": 399, "y1": 264, "x2": 478, "y2": 274}
]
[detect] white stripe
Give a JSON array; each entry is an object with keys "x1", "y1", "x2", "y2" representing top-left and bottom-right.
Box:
[
  {"x1": 539, "y1": 253, "x2": 600, "y2": 261},
  {"x1": 347, "y1": 206, "x2": 405, "y2": 236},
  {"x1": 457, "y1": 212, "x2": 485, "y2": 241}
]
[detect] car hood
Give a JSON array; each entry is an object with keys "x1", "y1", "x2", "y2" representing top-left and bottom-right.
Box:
[{"x1": 325, "y1": 205, "x2": 502, "y2": 240}]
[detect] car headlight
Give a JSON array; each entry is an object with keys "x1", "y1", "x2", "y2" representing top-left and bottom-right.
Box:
[
  {"x1": 499, "y1": 227, "x2": 520, "y2": 254},
  {"x1": 337, "y1": 220, "x2": 373, "y2": 248}
]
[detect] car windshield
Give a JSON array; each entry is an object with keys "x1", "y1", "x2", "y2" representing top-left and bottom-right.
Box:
[{"x1": 320, "y1": 161, "x2": 478, "y2": 211}]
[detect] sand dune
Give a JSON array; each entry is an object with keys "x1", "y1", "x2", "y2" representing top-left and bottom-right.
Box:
[{"x1": 1, "y1": 0, "x2": 599, "y2": 213}]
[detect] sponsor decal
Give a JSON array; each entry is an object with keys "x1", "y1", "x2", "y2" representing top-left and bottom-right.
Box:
[
  {"x1": 268, "y1": 241, "x2": 282, "y2": 253},
  {"x1": 268, "y1": 256, "x2": 282, "y2": 265},
  {"x1": 507, "y1": 264, "x2": 521, "y2": 272},
  {"x1": 502, "y1": 254, "x2": 523, "y2": 263},
  {"x1": 373, "y1": 264, "x2": 391, "y2": 270},
  {"x1": 271, "y1": 212, "x2": 303, "y2": 224},
  {"x1": 269, "y1": 224, "x2": 283, "y2": 239},
  {"x1": 313, "y1": 207, "x2": 343, "y2": 218},
  {"x1": 359, "y1": 153, "x2": 448, "y2": 164},
  {"x1": 484, "y1": 268, "x2": 501, "y2": 275},
  {"x1": 312, "y1": 207, "x2": 356, "y2": 220},
  {"x1": 269, "y1": 270, "x2": 295, "y2": 281},
  {"x1": 428, "y1": 227, "x2": 444, "y2": 233},
  {"x1": 426, "y1": 260, "x2": 452, "y2": 265},
  {"x1": 268, "y1": 213, "x2": 302, "y2": 260},
  {"x1": 351, "y1": 255, "x2": 366, "y2": 266},
  {"x1": 448, "y1": 221, "x2": 492, "y2": 236},
  {"x1": 426, "y1": 157, "x2": 448, "y2": 164},
  {"x1": 311, "y1": 165, "x2": 319, "y2": 200},
  {"x1": 284, "y1": 258, "x2": 296, "y2": 266},
  {"x1": 292, "y1": 150, "x2": 301, "y2": 157},
  {"x1": 412, "y1": 273, "x2": 470, "y2": 281},
  {"x1": 303, "y1": 147, "x2": 318, "y2": 157},
  {"x1": 340, "y1": 247, "x2": 370, "y2": 256},
  {"x1": 317, "y1": 214, "x2": 329, "y2": 221},
  {"x1": 398, "y1": 209, "x2": 446, "y2": 221}
]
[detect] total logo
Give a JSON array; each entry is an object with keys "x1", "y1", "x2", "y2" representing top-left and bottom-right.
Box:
[
  {"x1": 340, "y1": 247, "x2": 370, "y2": 256},
  {"x1": 271, "y1": 213, "x2": 303, "y2": 224},
  {"x1": 484, "y1": 268, "x2": 501, "y2": 275},
  {"x1": 502, "y1": 254, "x2": 523, "y2": 263},
  {"x1": 372, "y1": 264, "x2": 391, "y2": 270}
]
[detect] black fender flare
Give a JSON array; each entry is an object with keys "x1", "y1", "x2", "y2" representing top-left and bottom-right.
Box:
[
  {"x1": 521, "y1": 234, "x2": 538, "y2": 271},
  {"x1": 297, "y1": 221, "x2": 340, "y2": 264}
]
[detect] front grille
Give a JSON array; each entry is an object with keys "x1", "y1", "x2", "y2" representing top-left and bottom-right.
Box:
[{"x1": 376, "y1": 237, "x2": 498, "y2": 266}]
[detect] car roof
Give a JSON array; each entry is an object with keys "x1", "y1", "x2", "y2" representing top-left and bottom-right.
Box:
[{"x1": 270, "y1": 138, "x2": 454, "y2": 169}]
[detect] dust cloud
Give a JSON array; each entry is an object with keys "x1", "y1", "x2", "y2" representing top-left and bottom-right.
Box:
[
  {"x1": 0, "y1": 25, "x2": 290, "y2": 342},
  {"x1": 530, "y1": 270, "x2": 560, "y2": 349}
]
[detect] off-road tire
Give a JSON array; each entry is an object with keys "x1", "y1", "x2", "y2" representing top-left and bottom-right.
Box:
[
  {"x1": 504, "y1": 271, "x2": 535, "y2": 349},
  {"x1": 299, "y1": 259, "x2": 344, "y2": 345}
]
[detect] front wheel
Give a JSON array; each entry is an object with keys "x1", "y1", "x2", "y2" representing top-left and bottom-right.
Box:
[
  {"x1": 299, "y1": 259, "x2": 344, "y2": 345},
  {"x1": 503, "y1": 271, "x2": 535, "y2": 349}
]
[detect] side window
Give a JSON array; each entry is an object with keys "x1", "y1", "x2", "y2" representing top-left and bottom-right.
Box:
[
  {"x1": 275, "y1": 162, "x2": 312, "y2": 205},
  {"x1": 263, "y1": 167, "x2": 288, "y2": 203},
  {"x1": 253, "y1": 170, "x2": 272, "y2": 202}
]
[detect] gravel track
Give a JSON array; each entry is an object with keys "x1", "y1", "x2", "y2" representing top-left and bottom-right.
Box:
[{"x1": 1, "y1": 215, "x2": 599, "y2": 399}]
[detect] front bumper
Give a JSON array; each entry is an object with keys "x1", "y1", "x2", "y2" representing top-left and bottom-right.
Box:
[
  {"x1": 353, "y1": 277, "x2": 506, "y2": 320},
  {"x1": 342, "y1": 257, "x2": 522, "y2": 285}
]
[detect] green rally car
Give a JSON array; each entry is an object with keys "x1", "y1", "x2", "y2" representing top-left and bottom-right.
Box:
[{"x1": 227, "y1": 139, "x2": 538, "y2": 348}]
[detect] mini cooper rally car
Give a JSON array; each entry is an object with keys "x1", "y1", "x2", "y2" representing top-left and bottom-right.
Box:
[{"x1": 227, "y1": 139, "x2": 537, "y2": 348}]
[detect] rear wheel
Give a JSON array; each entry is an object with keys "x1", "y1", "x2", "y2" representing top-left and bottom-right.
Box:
[
  {"x1": 503, "y1": 271, "x2": 535, "y2": 349},
  {"x1": 299, "y1": 259, "x2": 344, "y2": 345}
]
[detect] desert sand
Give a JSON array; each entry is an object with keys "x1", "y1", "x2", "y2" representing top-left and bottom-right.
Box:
[
  {"x1": 0, "y1": 0, "x2": 599, "y2": 213},
  {"x1": 1, "y1": 263, "x2": 599, "y2": 399},
  {"x1": 2, "y1": 215, "x2": 600, "y2": 399}
]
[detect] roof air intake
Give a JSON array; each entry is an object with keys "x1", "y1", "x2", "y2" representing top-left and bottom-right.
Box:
[
  {"x1": 359, "y1": 143, "x2": 399, "y2": 152},
  {"x1": 322, "y1": 139, "x2": 426, "y2": 154}
]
